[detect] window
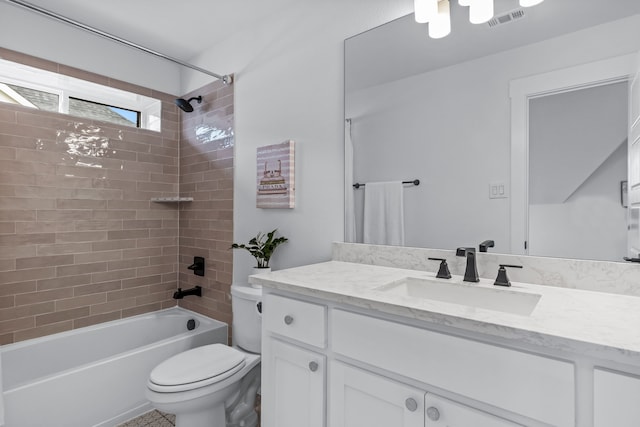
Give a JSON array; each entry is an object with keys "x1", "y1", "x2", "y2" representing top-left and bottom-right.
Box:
[
  {"x1": 0, "y1": 59, "x2": 161, "y2": 132},
  {"x1": 69, "y1": 97, "x2": 140, "y2": 128},
  {"x1": 1, "y1": 83, "x2": 59, "y2": 112}
]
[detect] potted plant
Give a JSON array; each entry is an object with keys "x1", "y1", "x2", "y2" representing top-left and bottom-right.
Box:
[{"x1": 231, "y1": 229, "x2": 288, "y2": 273}]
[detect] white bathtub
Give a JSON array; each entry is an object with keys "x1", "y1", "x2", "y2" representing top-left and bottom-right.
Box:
[{"x1": 1, "y1": 307, "x2": 227, "y2": 427}]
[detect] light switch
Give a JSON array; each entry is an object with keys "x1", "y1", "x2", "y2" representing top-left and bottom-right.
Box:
[{"x1": 489, "y1": 181, "x2": 508, "y2": 199}]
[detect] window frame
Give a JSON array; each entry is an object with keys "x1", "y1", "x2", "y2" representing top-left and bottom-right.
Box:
[{"x1": 0, "y1": 59, "x2": 161, "y2": 132}]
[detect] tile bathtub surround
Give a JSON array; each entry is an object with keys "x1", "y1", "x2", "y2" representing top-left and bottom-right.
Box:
[
  {"x1": 0, "y1": 48, "x2": 181, "y2": 344},
  {"x1": 333, "y1": 242, "x2": 640, "y2": 297},
  {"x1": 176, "y1": 80, "x2": 235, "y2": 341}
]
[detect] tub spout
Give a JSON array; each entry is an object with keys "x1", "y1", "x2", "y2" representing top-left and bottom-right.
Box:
[{"x1": 173, "y1": 286, "x2": 202, "y2": 299}]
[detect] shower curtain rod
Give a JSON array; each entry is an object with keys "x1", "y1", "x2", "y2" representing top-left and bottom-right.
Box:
[{"x1": 5, "y1": 0, "x2": 233, "y2": 85}]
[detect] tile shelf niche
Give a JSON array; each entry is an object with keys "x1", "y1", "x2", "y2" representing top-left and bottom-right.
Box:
[{"x1": 150, "y1": 197, "x2": 194, "y2": 202}]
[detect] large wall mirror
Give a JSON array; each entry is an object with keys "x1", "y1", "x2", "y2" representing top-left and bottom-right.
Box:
[{"x1": 344, "y1": 0, "x2": 640, "y2": 262}]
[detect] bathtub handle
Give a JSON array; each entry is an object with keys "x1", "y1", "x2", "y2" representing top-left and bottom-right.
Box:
[{"x1": 284, "y1": 315, "x2": 294, "y2": 325}]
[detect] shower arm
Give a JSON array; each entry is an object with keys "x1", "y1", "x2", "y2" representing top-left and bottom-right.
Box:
[{"x1": 4, "y1": 0, "x2": 233, "y2": 85}]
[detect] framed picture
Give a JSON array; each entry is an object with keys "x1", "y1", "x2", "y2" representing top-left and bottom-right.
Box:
[{"x1": 256, "y1": 140, "x2": 295, "y2": 209}]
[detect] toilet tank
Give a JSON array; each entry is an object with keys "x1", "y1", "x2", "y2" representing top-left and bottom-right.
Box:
[{"x1": 230, "y1": 284, "x2": 262, "y2": 353}]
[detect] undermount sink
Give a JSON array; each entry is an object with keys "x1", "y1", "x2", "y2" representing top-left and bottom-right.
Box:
[{"x1": 375, "y1": 277, "x2": 541, "y2": 316}]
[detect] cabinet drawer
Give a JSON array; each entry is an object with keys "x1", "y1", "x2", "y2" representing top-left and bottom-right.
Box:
[
  {"x1": 264, "y1": 294, "x2": 326, "y2": 348},
  {"x1": 331, "y1": 309, "x2": 574, "y2": 427}
]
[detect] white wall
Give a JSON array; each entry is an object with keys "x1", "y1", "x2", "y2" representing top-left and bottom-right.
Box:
[
  {"x1": 346, "y1": 15, "x2": 640, "y2": 255},
  {"x1": 0, "y1": 2, "x2": 182, "y2": 95},
  {"x1": 529, "y1": 82, "x2": 628, "y2": 205},
  {"x1": 180, "y1": 2, "x2": 414, "y2": 282},
  {"x1": 529, "y1": 143, "x2": 628, "y2": 261}
]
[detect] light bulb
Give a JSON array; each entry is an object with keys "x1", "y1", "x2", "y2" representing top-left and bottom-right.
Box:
[
  {"x1": 519, "y1": 0, "x2": 544, "y2": 6},
  {"x1": 414, "y1": 0, "x2": 438, "y2": 23},
  {"x1": 469, "y1": 0, "x2": 493, "y2": 24},
  {"x1": 428, "y1": 0, "x2": 451, "y2": 38}
]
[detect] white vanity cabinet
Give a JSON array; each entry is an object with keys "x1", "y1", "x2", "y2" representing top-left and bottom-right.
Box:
[
  {"x1": 330, "y1": 360, "x2": 520, "y2": 427},
  {"x1": 594, "y1": 368, "x2": 640, "y2": 427},
  {"x1": 331, "y1": 308, "x2": 575, "y2": 427},
  {"x1": 261, "y1": 291, "x2": 576, "y2": 427},
  {"x1": 262, "y1": 339, "x2": 325, "y2": 427},
  {"x1": 329, "y1": 361, "x2": 425, "y2": 427},
  {"x1": 261, "y1": 294, "x2": 327, "y2": 427}
]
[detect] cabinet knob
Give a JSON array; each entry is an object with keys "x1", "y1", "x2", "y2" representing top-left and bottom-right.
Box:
[
  {"x1": 309, "y1": 361, "x2": 319, "y2": 372},
  {"x1": 284, "y1": 315, "x2": 294, "y2": 325},
  {"x1": 426, "y1": 406, "x2": 440, "y2": 421},
  {"x1": 405, "y1": 398, "x2": 418, "y2": 412}
]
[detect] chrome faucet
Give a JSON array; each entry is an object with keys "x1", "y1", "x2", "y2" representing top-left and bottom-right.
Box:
[{"x1": 456, "y1": 247, "x2": 479, "y2": 282}]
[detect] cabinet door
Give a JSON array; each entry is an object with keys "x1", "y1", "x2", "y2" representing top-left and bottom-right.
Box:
[
  {"x1": 594, "y1": 368, "x2": 640, "y2": 427},
  {"x1": 329, "y1": 361, "x2": 424, "y2": 427},
  {"x1": 262, "y1": 339, "x2": 324, "y2": 427},
  {"x1": 425, "y1": 393, "x2": 521, "y2": 427}
]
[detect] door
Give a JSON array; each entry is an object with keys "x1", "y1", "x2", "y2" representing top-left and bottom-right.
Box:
[
  {"x1": 628, "y1": 50, "x2": 640, "y2": 258},
  {"x1": 594, "y1": 368, "x2": 640, "y2": 426},
  {"x1": 261, "y1": 339, "x2": 324, "y2": 427},
  {"x1": 329, "y1": 361, "x2": 424, "y2": 427},
  {"x1": 425, "y1": 393, "x2": 521, "y2": 426}
]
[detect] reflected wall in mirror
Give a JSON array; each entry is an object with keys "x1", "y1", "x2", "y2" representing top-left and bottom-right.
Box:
[{"x1": 344, "y1": 0, "x2": 640, "y2": 262}]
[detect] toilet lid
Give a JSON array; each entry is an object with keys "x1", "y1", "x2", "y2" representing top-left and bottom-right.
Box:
[{"x1": 150, "y1": 344, "x2": 246, "y2": 387}]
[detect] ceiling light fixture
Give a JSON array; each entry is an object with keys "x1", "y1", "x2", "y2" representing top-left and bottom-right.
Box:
[
  {"x1": 469, "y1": 0, "x2": 494, "y2": 24},
  {"x1": 428, "y1": 0, "x2": 451, "y2": 39},
  {"x1": 414, "y1": 0, "x2": 439, "y2": 24},
  {"x1": 415, "y1": 0, "x2": 544, "y2": 38}
]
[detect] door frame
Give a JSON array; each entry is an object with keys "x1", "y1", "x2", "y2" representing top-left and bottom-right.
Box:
[{"x1": 509, "y1": 54, "x2": 635, "y2": 255}]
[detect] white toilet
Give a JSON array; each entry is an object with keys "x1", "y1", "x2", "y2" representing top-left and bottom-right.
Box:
[{"x1": 146, "y1": 284, "x2": 262, "y2": 427}]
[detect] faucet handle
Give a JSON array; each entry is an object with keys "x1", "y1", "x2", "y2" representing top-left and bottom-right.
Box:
[
  {"x1": 494, "y1": 264, "x2": 523, "y2": 287},
  {"x1": 428, "y1": 257, "x2": 452, "y2": 279}
]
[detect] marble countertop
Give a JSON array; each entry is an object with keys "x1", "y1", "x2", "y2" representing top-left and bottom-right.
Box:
[{"x1": 249, "y1": 260, "x2": 640, "y2": 365}]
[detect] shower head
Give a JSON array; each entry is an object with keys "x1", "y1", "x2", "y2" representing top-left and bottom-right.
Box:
[{"x1": 175, "y1": 96, "x2": 202, "y2": 113}]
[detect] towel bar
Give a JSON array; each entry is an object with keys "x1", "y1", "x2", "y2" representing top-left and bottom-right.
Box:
[{"x1": 353, "y1": 179, "x2": 420, "y2": 189}]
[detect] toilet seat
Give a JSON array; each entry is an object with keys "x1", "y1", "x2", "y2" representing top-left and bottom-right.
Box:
[{"x1": 148, "y1": 344, "x2": 246, "y2": 393}]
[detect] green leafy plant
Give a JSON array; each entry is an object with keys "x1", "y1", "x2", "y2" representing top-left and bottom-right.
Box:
[{"x1": 231, "y1": 229, "x2": 288, "y2": 268}]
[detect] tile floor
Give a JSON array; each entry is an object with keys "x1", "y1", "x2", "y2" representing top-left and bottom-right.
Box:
[
  {"x1": 118, "y1": 395, "x2": 260, "y2": 426},
  {"x1": 117, "y1": 410, "x2": 175, "y2": 427}
]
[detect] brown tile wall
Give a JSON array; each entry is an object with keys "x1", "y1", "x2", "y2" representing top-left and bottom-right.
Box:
[
  {"x1": 0, "y1": 48, "x2": 183, "y2": 344},
  {"x1": 176, "y1": 80, "x2": 235, "y2": 341}
]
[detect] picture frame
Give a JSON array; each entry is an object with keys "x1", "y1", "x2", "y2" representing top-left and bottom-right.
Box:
[{"x1": 256, "y1": 140, "x2": 295, "y2": 209}]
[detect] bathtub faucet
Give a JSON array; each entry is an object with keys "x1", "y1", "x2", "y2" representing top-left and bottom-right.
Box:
[
  {"x1": 173, "y1": 286, "x2": 202, "y2": 299},
  {"x1": 187, "y1": 256, "x2": 205, "y2": 276}
]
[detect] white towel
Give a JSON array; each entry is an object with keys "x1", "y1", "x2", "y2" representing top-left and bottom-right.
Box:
[{"x1": 363, "y1": 181, "x2": 405, "y2": 246}]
